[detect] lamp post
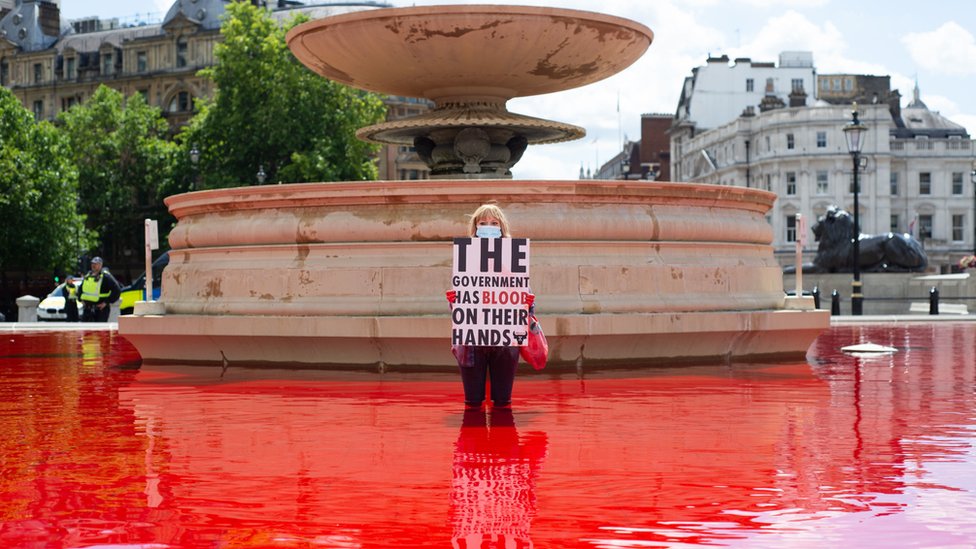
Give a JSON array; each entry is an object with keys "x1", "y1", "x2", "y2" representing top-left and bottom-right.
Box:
[
  {"x1": 189, "y1": 144, "x2": 200, "y2": 190},
  {"x1": 971, "y1": 165, "x2": 976, "y2": 254},
  {"x1": 843, "y1": 103, "x2": 867, "y2": 315},
  {"x1": 257, "y1": 165, "x2": 267, "y2": 184}
]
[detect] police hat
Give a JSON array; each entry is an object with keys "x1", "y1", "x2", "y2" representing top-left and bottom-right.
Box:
[{"x1": 91, "y1": 256, "x2": 103, "y2": 264}]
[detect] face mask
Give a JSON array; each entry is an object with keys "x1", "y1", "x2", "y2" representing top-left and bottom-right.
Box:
[{"x1": 476, "y1": 225, "x2": 502, "y2": 239}]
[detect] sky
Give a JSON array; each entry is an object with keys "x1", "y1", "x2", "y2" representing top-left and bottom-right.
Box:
[{"x1": 59, "y1": 0, "x2": 976, "y2": 180}]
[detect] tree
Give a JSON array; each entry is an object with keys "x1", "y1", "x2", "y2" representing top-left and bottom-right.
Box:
[
  {"x1": 59, "y1": 85, "x2": 178, "y2": 269},
  {"x1": 179, "y1": 2, "x2": 386, "y2": 188},
  {"x1": 0, "y1": 87, "x2": 91, "y2": 272}
]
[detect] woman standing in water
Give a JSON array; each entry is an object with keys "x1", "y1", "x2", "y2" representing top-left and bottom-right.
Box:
[{"x1": 447, "y1": 204, "x2": 534, "y2": 409}]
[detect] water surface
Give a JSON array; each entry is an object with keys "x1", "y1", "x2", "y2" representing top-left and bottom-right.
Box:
[{"x1": 1, "y1": 324, "x2": 974, "y2": 547}]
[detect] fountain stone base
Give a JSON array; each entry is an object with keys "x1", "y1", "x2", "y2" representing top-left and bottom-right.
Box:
[{"x1": 119, "y1": 179, "x2": 828, "y2": 369}]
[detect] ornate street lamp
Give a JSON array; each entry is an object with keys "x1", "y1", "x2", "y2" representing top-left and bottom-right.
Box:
[
  {"x1": 257, "y1": 165, "x2": 267, "y2": 184},
  {"x1": 189, "y1": 144, "x2": 200, "y2": 190},
  {"x1": 843, "y1": 103, "x2": 867, "y2": 315}
]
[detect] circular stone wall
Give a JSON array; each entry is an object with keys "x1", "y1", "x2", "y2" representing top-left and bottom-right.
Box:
[{"x1": 120, "y1": 180, "x2": 827, "y2": 368}]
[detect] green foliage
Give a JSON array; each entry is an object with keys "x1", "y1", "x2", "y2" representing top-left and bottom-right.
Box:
[
  {"x1": 0, "y1": 88, "x2": 91, "y2": 271},
  {"x1": 180, "y1": 2, "x2": 386, "y2": 187},
  {"x1": 59, "y1": 85, "x2": 178, "y2": 264}
]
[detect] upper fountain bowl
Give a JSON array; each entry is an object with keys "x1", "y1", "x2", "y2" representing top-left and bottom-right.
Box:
[{"x1": 286, "y1": 4, "x2": 653, "y2": 104}]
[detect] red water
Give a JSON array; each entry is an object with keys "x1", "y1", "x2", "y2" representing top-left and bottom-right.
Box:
[{"x1": 1, "y1": 325, "x2": 975, "y2": 548}]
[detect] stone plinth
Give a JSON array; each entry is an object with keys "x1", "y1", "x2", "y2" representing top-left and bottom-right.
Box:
[
  {"x1": 119, "y1": 180, "x2": 828, "y2": 368},
  {"x1": 784, "y1": 272, "x2": 975, "y2": 315},
  {"x1": 16, "y1": 295, "x2": 39, "y2": 323}
]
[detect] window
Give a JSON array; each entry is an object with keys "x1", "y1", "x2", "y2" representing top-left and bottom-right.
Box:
[
  {"x1": 176, "y1": 37, "x2": 188, "y2": 68},
  {"x1": 952, "y1": 172, "x2": 963, "y2": 195},
  {"x1": 919, "y1": 172, "x2": 931, "y2": 195},
  {"x1": 786, "y1": 171, "x2": 796, "y2": 195},
  {"x1": 137, "y1": 51, "x2": 147, "y2": 73},
  {"x1": 890, "y1": 214, "x2": 900, "y2": 234},
  {"x1": 66, "y1": 57, "x2": 75, "y2": 79},
  {"x1": 786, "y1": 214, "x2": 797, "y2": 243},
  {"x1": 791, "y1": 78, "x2": 804, "y2": 92},
  {"x1": 764, "y1": 135, "x2": 770, "y2": 151},
  {"x1": 786, "y1": 133, "x2": 795, "y2": 150},
  {"x1": 765, "y1": 174, "x2": 771, "y2": 191},
  {"x1": 32, "y1": 100, "x2": 43, "y2": 119},
  {"x1": 849, "y1": 172, "x2": 859, "y2": 194},
  {"x1": 0, "y1": 60, "x2": 8, "y2": 86},
  {"x1": 952, "y1": 214, "x2": 965, "y2": 241},
  {"x1": 844, "y1": 77, "x2": 853, "y2": 91},
  {"x1": 890, "y1": 172, "x2": 899, "y2": 196},
  {"x1": 745, "y1": 78, "x2": 753, "y2": 92},
  {"x1": 816, "y1": 170, "x2": 828, "y2": 194},
  {"x1": 168, "y1": 91, "x2": 191, "y2": 113},
  {"x1": 33, "y1": 63, "x2": 42, "y2": 83},
  {"x1": 102, "y1": 53, "x2": 113, "y2": 75},
  {"x1": 832, "y1": 78, "x2": 841, "y2": 91},
  {"x1": 816, "y1": 132, "x2": 826, "y2": 148},
  {"x1": 918, "y1": 214, "x2": 933, "y2": 239}
]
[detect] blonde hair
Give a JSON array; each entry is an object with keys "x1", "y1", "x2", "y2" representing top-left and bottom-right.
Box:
[{"x1": 468, "y1": 204, "x2": 512, "y2": 237}]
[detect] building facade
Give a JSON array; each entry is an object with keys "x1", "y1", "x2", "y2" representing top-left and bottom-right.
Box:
[
  {"x1": 674, "y1": 79, "x2": 975, "y2": 272},
  {"x1": 671, "y1": 51, "x2": 816, "y2": 182},
  {"x1": 588, "y1": 113, "x2": 671, "y2": 181},
  {"x1": 0, "y1": 0, "x2": 428, "y2": 178}
]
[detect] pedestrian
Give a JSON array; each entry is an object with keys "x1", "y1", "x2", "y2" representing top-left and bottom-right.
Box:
[
  {"x1": 446, "y1": 204, "x2": 534, "y2": 410},
  {"x1": 61, "y1": 275, "x2": 80, "y2": 322},
  {"x1": 80, "y1": 257, "x2": 121, "y2": 322}
]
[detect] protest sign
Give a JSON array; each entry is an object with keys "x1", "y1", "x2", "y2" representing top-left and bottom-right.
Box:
[{"x1": 451, "y1": 237, "x2": 531, "y2": 347}]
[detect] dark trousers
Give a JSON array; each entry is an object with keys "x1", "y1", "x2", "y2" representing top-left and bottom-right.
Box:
[
  {"x1": 456, "y1": 346, "x2": 519, "y2": 406},
  {"x1": 65, "y1": 300, "x2": 79, "y2": 322},
  {"x1": 82, "y1": 303, "x2": 110, "y2": 322}
]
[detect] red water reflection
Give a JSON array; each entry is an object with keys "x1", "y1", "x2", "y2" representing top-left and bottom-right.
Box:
[{"x1": 1, "y1": 324, "x2": 975, "y2": 548}]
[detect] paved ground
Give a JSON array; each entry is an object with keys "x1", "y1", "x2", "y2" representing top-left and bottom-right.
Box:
[{"x1": 1, "y1": 322, "x2": 117, "y2": 332}]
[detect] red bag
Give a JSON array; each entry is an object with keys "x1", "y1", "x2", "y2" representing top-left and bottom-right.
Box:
[{"x1": 519, "y1": 313, "x2": 548, "y2": 370}]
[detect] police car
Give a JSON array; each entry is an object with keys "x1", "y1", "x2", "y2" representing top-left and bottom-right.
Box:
[
  {"x1": 37, "y1": 281, "x2": 83, "y2": 321},
  {"x1": 119, "y1": 252, "x2": 169, "y2": 315}
]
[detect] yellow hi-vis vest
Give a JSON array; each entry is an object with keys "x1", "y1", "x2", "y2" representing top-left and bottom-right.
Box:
[
  {"x1": 66, "y1": 284, "x2": 77, "y2": 301},
  {"x1": 80, "y1": 274, "x2": 108, "y2": 303}
]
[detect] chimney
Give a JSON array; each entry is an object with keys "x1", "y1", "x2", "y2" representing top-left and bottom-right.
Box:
[
  {"x1": 788, "y1": 86, "x2": 807, "y2": 108},
  {"x1": 38, "y1": 0, "x2": 60, "y2": 38}
]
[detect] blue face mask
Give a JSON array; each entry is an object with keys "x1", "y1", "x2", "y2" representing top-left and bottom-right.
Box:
[{"x1": 476, "y1": 225, "x2": 502, "y2": 239}]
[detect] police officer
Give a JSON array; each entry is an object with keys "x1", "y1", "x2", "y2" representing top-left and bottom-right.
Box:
[
  {"x1": 61, "y1": 275, "x2": 80, "y2": 322},
  {"x1": 80, "y1": 257, "x2": 121, "y2": 322}
]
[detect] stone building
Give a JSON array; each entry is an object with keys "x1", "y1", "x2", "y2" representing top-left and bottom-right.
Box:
[
  {"x1": 670, "y1": 51, "x2": 817, "y2": 182},
  {"x1": 0, "y1": 0, "x2": 429, "y2": 179},
  {"x1": 587, "y1": 113, "x2": 670, "y2": 181},
  {"x1": 673, "y1": 73, "x2": 975, "y2": 272}
]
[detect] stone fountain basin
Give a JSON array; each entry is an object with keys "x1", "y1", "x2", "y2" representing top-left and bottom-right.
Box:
[
  {"x1": 285, "y1": 5, "x2": 654, "y2": 103},
  {"x1": 119, "y1": 180, "x2": 828, "y2": 369}
]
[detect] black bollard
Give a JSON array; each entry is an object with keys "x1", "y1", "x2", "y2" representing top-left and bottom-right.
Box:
[
  {"x1": 812, "y1": 286, "x2": 821, "y2": 310},
  {"x1": 929, "y1": 286, "x2": 939, "y2": 315},
  {"x1": 831, "y1": 290, "x2": 840, "y2": 316}
]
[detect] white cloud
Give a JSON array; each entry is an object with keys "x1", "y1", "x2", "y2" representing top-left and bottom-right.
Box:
[
  {"x1": 902, "y1": 21, "x2": 976, "y2": 76},
  {"x1": 730, "y1": 10, "x2": 845, "y2": 63}
]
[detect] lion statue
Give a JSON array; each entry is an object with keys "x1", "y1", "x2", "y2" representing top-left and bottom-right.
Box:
[{"x1": 786, "y1": 206, "x2": 927, "y2": 273}]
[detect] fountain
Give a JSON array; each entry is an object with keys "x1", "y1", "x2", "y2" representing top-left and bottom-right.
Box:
[{"x1": 119, "y1": 5, "x2": 828, "y2": 368}]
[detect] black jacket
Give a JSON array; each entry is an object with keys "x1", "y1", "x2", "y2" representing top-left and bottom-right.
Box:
[{"x1": 82, "y1": 269, "x2": 122, "y2": 305}]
